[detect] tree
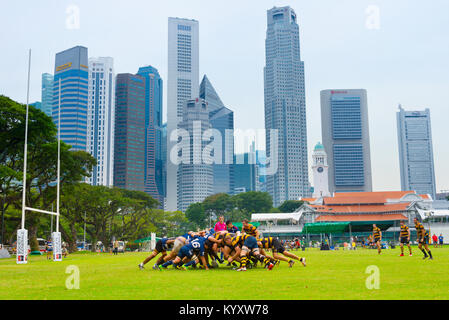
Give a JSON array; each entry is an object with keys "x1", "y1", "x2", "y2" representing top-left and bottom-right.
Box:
[
  {"x1": 234, "y1": 191, "x2": 273, "y2": 217},
  {"x1": 203, "y1": 193, "x2": 236, "y2": 223},
  {"x1": 185, "y1": 202, "x2": 207, "y2": 229},
  {"x1": 0, "y1": 96, "x2": 96, "y2": 250},
  {"x1": 278, "y1": 200, "x2": 304, "y2": 213}
]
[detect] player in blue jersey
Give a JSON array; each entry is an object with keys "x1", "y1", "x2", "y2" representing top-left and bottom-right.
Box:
[
  {"x1": 154, "y1": 231, "x2": 198, "y2": 268},
  {"x1": 160, "y1": 232, "x2": 209, "y2": 270},
  {"x1": 138, "y1": 237, "x2": 175, "y2": 270}
]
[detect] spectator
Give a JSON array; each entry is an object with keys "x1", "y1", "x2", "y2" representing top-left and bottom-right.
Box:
[
  {"x1": 113, "y1": 240, "x2": 119, "y2": 255},
  {"x1": 439, "y1": 234, "x2": 444, "y2": 248},
  {"x1": 432, "y1": 234, "x2": 438, "y2": 248},
  {"x1": 214, "y1": 215, "x2": 227, "y2": 232}
]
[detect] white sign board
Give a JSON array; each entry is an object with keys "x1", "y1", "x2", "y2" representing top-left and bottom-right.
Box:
[
  {"x1": 52, "y1": 232, "x2": 62, "y2": 261},
  {"x1": 16, "y1": 229, "x2": 28, "y2": 264}
]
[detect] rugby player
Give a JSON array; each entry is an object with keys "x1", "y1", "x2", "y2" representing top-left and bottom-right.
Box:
[
  {"x1": 414, "y1": 218, "x2": 433, "y2": 260},
  {"x1": 138, "y1": 237, "x2": 176, "y2": 270},
  {"x1": 158, "y1": 231, "x2": 197, "y2": 267},
  {"x1": 258, "y1": 236, "x2": 306, "y2": 267},
  {"x1": 160, "y1": 233, "x2": 209, "y2": 270},
  {"x1": 241, "y1": 219, "x2": 260, "y2": 238},
  {"x1": 372, "y1": 224, "x2": 382, "y2": 254},
  {"x1": 223, "y1": 234, "x2": 274, "y2": 271},
  {"x1": 398, "y1": 221, "x2": 412, "y2": 256}
]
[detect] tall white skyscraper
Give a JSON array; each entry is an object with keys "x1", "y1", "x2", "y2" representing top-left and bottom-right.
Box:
[
  {"x1": 397, "y1": 105, "x2": 436, "y2": 199},
  {"x1": 177, "y1": 98, "x2": 213, "y2": 212},
  {"x1": 86, "y1": 57, "x2": 115, "y2": 187},
  {"x1": 166, "y1": 17, "x2": 199, "y2": 211},
  {"x1": 264, "y1": 6, "x2": 310, "y2": 207}
]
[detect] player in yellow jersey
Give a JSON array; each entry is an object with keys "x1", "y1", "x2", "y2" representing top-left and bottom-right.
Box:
[
  {"x1": 258, "y1": 237, "x2": 306, "y2": 267},
  {"x1": 398, "y1": 221, "x2": 412, "y2": 256},
  {"x1": 223, "y1": 234, "x2": 274, "y2": 271},
  {"x1": 372, "y1": 224, "x2": 382, "y2": 254},
  {"x1": 414, "y1": 218, "x2": 433, "y2": 260},
  {"x1": 241, "y1": 219, "x2": 260, "y2": 238}
]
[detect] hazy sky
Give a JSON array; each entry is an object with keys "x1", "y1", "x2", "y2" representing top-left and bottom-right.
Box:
[{"x1": 1, "y1": 0, "x2": 448, "y2": 193}]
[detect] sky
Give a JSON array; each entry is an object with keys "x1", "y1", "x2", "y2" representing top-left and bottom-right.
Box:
[{"x1": 1, "y1": 0, "x2": 448, "y2": 193}]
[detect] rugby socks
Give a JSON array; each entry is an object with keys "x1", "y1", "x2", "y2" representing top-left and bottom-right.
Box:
[
  {"x1": 420, "y1": 248, "x2": 428, "y2": 257},
  {"x1": 156, "y1": 256, "x2": 164, "y2": 265},
  {"x1": 161, "y1": 260, "x2": 173, "y2": 268},
  {"x1": 240, "y1": 256, "x2": 248, "y2": 268},
  {"x1": 184, "y1": 260, "x2": 196, "y2": 268},
  {"x1": 427, "y1": 250, "x2": 433, "y2": 258}
]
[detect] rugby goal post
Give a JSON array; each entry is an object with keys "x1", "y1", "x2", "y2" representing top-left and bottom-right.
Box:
[{"x1": 17, "y1": 50, "x2": 62, "y2": 264}]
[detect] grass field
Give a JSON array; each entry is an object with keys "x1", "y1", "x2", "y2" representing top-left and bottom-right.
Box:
[{"x1": 1, "y1": 246, "x2": 448, "y2": 300}]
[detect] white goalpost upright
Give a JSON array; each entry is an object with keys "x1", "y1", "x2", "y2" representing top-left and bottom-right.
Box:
[{"x1": 17, "y1": 49, "x2": 62, "y2": 264}]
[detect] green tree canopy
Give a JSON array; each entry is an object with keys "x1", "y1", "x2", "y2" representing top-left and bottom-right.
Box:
[
  {"x1": 185, "y1": 202, "x2": 207, "y2": 229},
  {"x1": 278, "y1": 200, "x2": 304, "y2": 213},
  {"x1": 234, "y1": 191, "x2": 273, "y2": 217}
]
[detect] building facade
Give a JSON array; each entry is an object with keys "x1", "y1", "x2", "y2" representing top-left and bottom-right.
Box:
[
  {"x1": 199, "y1": 75, "x2": 234, "y2": 195},
  {"x1": 166, "y1": 17, "x2": 200, "y2": 211},
  {"x1": 41, "y1": 73, "x2": 54, "y2": 117},
  {"x1": 113, "y1": 73, "x2": 146, "y2": 192},
  {"x1": 397, "y1": 105, "x2": 436, "y2": 199},
  {"x1": 137, "y1": 66, "x2": 165, "y2": 207},
  {"x1": 177, "y1": 98, "x2": 213, "y2": 212},
  {"x1": 320, "y1": 89, "x2": 372, "y2": 193},
  {"x1": 234, "y1": 142, "x2": 257, "y2": 194},
  {"x1": 311, "y1": 142, "x2": 331, "y2": 198},
  {"x1": 86, "y1": 57, "x2": 115, "y2": 187},
  {"x1": 53, "y1": 46, "x2": 89, "y2": 151},
  {"x1": 264, "y1": 6, "x2": 310, "y2": 206}
]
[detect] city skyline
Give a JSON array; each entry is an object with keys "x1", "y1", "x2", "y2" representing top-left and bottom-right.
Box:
[{"x1": 1, "y1": 1, "x2": 449, "y2": 193}]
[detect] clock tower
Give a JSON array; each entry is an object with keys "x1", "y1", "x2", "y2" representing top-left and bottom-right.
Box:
[{"x1": 312, "y1": 142, "x2": 330, "y2": 198}]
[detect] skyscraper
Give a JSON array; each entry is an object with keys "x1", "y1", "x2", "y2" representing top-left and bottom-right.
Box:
[
  {"x1": 264, "y1": 6, "x2": 310, "y2": 206},
  {"x1": 177, "y1": 98, "x2": 213, "y2": 212},
  {"x1": 397, "y1": 105, "x2": 436, "y2": 199},
  {"x1": 113, "y1": 73, "x2": 146, "y2": 192},
  {"x1": 234, "y1": 146, "x2": 257, "y2": 194},
  {"x1": 320, "y1": 89, "x2": 372, "y2": 193},
  {"x1": 53, "y1": 46, "x2": 88, "y2": 151},
  {"x1": 137, "y1": 66, "x2": 164, "y2": 207},
  {"x1": 86, "y1": 57, "x2": 115, "y2": 187},
  {"x1": 41, "y1": 73, "x2": 54, "y2": 117},
  {"x1": 166, "y1": 17, "x2": 199, "y2": 211},
  {"x1": 199, "y1": 75, "x2": 234, "y2": 195}
]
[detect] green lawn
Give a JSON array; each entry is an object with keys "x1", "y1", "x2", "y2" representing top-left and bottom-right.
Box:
[{"x1": 1, "y1": 246, "x2": 448, "y2": 300}]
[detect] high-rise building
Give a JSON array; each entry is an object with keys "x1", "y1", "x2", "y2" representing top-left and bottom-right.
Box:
[
  {"x1": 264, "y1": 6, "x2": 310, "y2": 207},
  {"x1": 320, "y1": 89, "x2": 373, "y2": 193},
  {"x1": 86, "y1": 57, "x2": 115, "y2": 187},
  {"x1": 53, "y1": 46, "x2": 88, "y2": 151},
  {"x1": 397, "y1": 105, "x2": 436, "y2": 199},
  {"x1": 234, "y1": 142, "x2": 257, "y2": 194},
  {"x1": 41, "y1": 73, "x2": 54, "y2": 117},
  {"x1": 177, "y1": 98, "x2": 213, "y2": 212},
  {"x1": 256, "y1": 150, "x2": 267, "y2": 192},
  {"x1": 137, "y1": 66, "x2": 164, "y2": 207},
  {"x1": 199, "y1": 75, "x2": 234, "y2": 195},
  {"x1": 113, "y1": 73, "x2": 146, "y2": 192},
  {"x1": 166, "y1": 17, "x2": 199, "y2": 211}
]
